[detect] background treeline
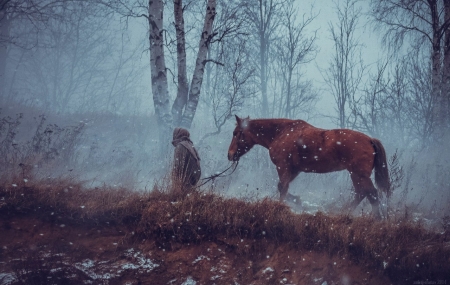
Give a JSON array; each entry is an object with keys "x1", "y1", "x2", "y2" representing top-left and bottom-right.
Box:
[{"x1": 0, "y1": 0, "x2": 449, "y2": 217}]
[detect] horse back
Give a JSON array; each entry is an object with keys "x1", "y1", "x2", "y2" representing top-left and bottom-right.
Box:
[{"x1": 270, "y1": 125, "x2": 375, "y2": 174}]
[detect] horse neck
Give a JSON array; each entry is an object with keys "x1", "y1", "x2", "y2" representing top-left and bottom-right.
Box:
[{"x1": 248, "y1": 119, "x2": 290, "y2": 149}]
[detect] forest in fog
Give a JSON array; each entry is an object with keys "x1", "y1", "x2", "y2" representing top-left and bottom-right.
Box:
[{"x1": 1, "y1": 0, "x2": 449, "y2": 219}]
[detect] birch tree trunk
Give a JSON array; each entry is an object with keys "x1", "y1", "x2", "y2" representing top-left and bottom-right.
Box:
[
  {"x1": 180, "y1": 0, "x2": 216, "y2": 129},
  {"x1": 149, "y1": 0, "x2": 172, "y2": 154},
  {"x1": 171, "y1": 0, "x2": 189, "y2": 127}
]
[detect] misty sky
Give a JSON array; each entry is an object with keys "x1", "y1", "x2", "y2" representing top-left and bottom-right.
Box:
[
  {"x1": 125, "y1": 0, "x2": 386, "y2": 127},
  {"x1": 300, "y1": 0, "x2": 384, "y2": 126}
]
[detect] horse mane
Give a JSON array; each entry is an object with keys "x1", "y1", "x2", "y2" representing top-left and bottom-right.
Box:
[
  {"x1": 247, "y1": 118, "x2": 314, "y2": 136},
  {"x1": 247, "y1": 118, "x2": 312, "y2": 128}
]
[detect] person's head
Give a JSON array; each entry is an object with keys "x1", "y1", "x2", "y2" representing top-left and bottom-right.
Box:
[{"x1": 173, "y1": 127, "x2": 190, "y2": 140}]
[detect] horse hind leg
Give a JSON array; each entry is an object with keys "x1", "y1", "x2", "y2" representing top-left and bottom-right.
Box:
[
  {"x1": 366, "y1": 187, "x2": 381, "y2": 219},
  {"x1": 349, "y1": 192, "x2": 365, "y2": 212},
  {"x1": 350, "y1": 173, "x2": 381, "y2": 219}
]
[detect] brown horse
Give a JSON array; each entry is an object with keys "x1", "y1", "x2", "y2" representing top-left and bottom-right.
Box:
[{"x1": 227, "y1": 115, "x2": 390, "y2": 218}]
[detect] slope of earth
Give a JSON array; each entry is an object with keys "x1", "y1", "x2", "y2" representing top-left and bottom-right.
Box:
[
  {"x1": 0, "y1": 215, "x2": 391, "y2": 285},
  {"x1": 0, "y1": 180, "x2": 449, "y2": 285}
]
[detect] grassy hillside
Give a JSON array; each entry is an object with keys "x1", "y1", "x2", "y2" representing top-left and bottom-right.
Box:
[{"x1": 0, "y1": 178, "x2": 449, "y2": 284}]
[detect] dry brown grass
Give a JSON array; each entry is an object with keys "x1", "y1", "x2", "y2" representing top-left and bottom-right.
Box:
[
  {"x1": 1, "y1": 177, "x2": 449, "y2": 283},
  {"x1": 0, "y1": 178, "x2": 148, "y2": 227}
]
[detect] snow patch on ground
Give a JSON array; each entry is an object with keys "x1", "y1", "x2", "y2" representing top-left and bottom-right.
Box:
[
  {"x1": 74, "y1": 259, "x2": 117, "y2": 281},
  {"x1": 192, "y1": 255, "x2": 210, "y2": 264},
  {"x1": 181, "y1": 276, "x2": 197, "y2": 285},
  {"x1": 122, "y1": 248, "x2": 159, "y2": 272},
  {"x1": 301, "y1": 200, "x2": 325, "y2": 214},
  {"x1": 56, "y1": 248, "x2": 160, "y2": 282},
  {"x1": 0, "y1": 272, "x2": 17, "y2": 285}
]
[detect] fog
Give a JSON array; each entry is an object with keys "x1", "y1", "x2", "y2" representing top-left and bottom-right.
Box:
[{"x1": 1, "y1": 0, "x2": 449, "y2": 222}]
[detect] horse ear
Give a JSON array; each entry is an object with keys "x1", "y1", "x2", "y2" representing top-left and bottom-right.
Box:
[{"x1": 235, "y1": 115, "x2": 241, "y2": 125}]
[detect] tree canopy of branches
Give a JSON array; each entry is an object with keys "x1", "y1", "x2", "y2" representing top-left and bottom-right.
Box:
[
  {"x1": 324, "y1": 0, "x2": 365, "y2": 129},
  {"x1": 1, "y1": 0, "x2": 68, "y2": 103},
  {"x1": 243, "y1": 0, "x2": 283, "y2": 117},
  {"x1": 200, "y1": 34, "x2": 256, "y2": 144},
  {"x1": 274, "y1": 0, "x2": 318, "y2": 118},
  {"x1": 371, "y1": 0, "x2": 450, "y2": 137},
  {"x1": 1, "y1": 1, "x2": 143, "y2": 114}
]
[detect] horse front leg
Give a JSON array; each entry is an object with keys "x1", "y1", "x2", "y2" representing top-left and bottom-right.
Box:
[
  {"x1": 276, "y1": 166, "x2": 290, "y2": 201},
  {"x1": 277, "y1": 179, "x2": 302, "y2": 208},
  {"x1": 277, "y1": 179, "x2": 289, "y2": 202},
  {"x1": 286, "y1": 192, "x2": 301, "y2": 205},
  {"x1": 276, "y1": 167, "x2": 301, "y2": 205}
]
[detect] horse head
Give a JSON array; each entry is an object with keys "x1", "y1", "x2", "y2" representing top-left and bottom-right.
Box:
[{"x1": 228, "y1": 115, "x2": 254, "y2": 161}]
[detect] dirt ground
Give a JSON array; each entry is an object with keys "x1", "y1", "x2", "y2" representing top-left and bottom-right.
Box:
[
  {"x1": 1, "y1": 182, "x2": 448, "y2": 285},
  {"x1": 0, "y1": 215, "x2": 400, "y2": 285}
]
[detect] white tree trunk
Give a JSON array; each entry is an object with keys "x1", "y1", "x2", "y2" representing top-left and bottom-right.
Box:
[
  {"x1": 180, "y1": 0, "x2": 216, "y2": 129},
  {"x1": 171, "y1": 0, "x2": 189, "y2": 127},
  {"x1": 149, "y1": 0, "x2": 172, "y2": 153}
]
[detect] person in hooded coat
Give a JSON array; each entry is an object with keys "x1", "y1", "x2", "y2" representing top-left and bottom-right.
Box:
[{"x1": 171, "y1": 127, "x2": 201, "y2": 190}]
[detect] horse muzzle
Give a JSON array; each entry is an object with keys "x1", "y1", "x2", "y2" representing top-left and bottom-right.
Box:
[{"x1": 228, "y1": 152, "x2": 240, "y2": 162}]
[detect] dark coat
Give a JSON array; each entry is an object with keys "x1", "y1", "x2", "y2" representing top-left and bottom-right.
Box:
[{"x1": 172, "y1": 128, "x2": 201, "y2": 188}]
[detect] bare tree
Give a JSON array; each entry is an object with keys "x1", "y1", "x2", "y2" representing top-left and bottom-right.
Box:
[
  {"x1": 180, "y1": 0, "x2": 217, "y2": 129},
  {"x1": 2, "y1": 1, "x2": 143, "y2": 115},
  {"x1": 171, "y1": 0, "x2": 189, "y2": 127},
  {"x1": 371, "y1": 0, "x2": 450, "y2": 134},
  {"x1": 353, "y1": 59, "x2": 404, "y2": 144},
  {"x1": 382, "y1": 61, "x2": 409, "y2": 144},
  {"x1": 352, "y1": 52, "x2": 436, "y2": 149},
  {"x1": 323, "y1": 0, "x2": 365, "y2": 129},
  {"x1": 200, "y1": 36, "x2": 255, "y2": 143},
  {"x1": 407, "y1": 55, "x2": 435, "y2": 148},
  {"x1": 173, "y1": 0, "x2": 247, "y2": 129},
  {"x1": 0, "y1": 3, "x2": 9, "y2": 102},
  {"x1": 443, "y1": 0, "x2": 450, "y2": 128},
  {"x1": 148, "y1": 0, "x2": 172, "y2": 154},
  {"x1": 0, "y1": 0, "x2": 69, "y2": 104},
  {"x1": 274, "y1": 0, "x2": 318, "y2": 118},
  {"x1": 243, "y1": 0, "x2": 283, "y2": 117},
  {"x1": 348, "y1": 58, "x2": 388, "y2": 136},
  {"x1": 103, "y1": 0, "x2": 223, "y2": 154}
]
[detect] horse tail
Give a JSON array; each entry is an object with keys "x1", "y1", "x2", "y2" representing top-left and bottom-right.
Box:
[{"x1": 371, "y1": 138, "x2": 391, "y2": 198}]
